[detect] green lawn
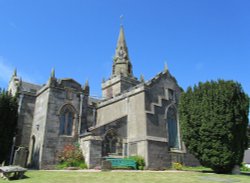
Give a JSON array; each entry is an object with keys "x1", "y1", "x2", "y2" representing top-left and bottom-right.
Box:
[{"x1": 0, "y1": 171, "x2": 249, "y2": 183}]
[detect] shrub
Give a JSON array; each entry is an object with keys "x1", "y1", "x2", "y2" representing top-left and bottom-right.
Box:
[
  {"x1": 240, "y1": 163, "x2": 250, "y2": 172},
  {"x1": 56, "y1": 162, "x2": 68, "y2": 169},
  {"x1": 172, "y1": 162, "x2": 183, "y2": 170},
  {"x1": 129, "y1": 156, "x2": 145, "y2": 170},
  {"x1": 57, "y1": 143, "x2": 87, "y2": 169}
]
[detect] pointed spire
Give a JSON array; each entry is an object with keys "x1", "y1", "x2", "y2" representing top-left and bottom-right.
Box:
[
  {"x1": 48, "y1": 68, "x2": 56, "y2": 87},
  {"x1": 116, "y1": 25, "x2": 128, "y2": 53},
  {"x1": 140, "y1": 74, "x2": 145, "y2": 83},
  {"x1": 84, "y1": 79, "x2": 89, "y2": 87},
  {"x1": 83, "y1": 79, "x2": 90, "y2": 96},
  {"x1": 13, "y1": 68, "x2": 17, "y2": 77},
  {"x1": 51, "y1": 68, "x2": 55, "y2": 78},
  {"x1": 19, "y1": 77, "x2": 22, "y2": 86},
  {"x1": 102, "y1": 77, "x2": 106, "y2": 83},
  {"x1": 164, "y1": 62, "x2": 168, "y2": 72}
]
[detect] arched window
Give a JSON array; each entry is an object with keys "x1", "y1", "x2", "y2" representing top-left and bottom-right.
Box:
[
  {"x1": 167, "y1": 106, "x2": 179, "y2": 149},
  {"x1": 59, "y1": 106, "x2": 74, "y2": 136},
  {"x1": 102, "y1": 129, "x2": 122, "y2": 156}
]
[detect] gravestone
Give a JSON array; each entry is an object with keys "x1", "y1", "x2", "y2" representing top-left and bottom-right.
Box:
[
  {"x1": 13, "y1": 147, "x2": 29, "y2": 167},
  {"x1": 101, "y1": 160, "x2": 112, "y2": 171},
  {"x1": 232, "y1": 165, "x2": 240, "y2": 174}
]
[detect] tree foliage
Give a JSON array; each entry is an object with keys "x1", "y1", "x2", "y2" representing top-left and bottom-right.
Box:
[
  {"x1": 0, "y1": 89, "x2": 18, "y2": 164},
  {"x1": 179, "y1": 80, "x2": 249, "y2": 173}
]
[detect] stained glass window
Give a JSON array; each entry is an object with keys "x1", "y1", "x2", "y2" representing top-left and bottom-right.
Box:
[
  {"x1": 60, "y1": 108, "x2": 73, "y2": 136},
  {"x1": 167, "y1": 107, "x2": 179, "y2": 149}
]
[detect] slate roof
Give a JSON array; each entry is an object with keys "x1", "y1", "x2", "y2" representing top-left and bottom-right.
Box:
[{"x1": 21, "y1": 81, "x2": 42, "y2": 94}]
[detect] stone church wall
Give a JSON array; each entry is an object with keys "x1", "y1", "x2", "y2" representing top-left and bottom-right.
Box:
[
  {"x1": 29, "y1": 87, "x2": 50, "y2": 169},
  {"x1": 40, "y1": 87, "x2": 81, "y2": 169},
  {"x1": 92, "y1": 116, "x2": 127, "y2": 138},
  {"x1": 147, "y1": 140, "x2": 170, "y2": 169},
  {"x1": 80, "y1": 135, "x2": 102, "y2": 169},
  {"x1": 145, "y1": 73, "x2": 180, "y2": 140},
  {"x1": 146, "y1": 100, "x2": 170, "y2": 138},
  {"x1": 96, "y1": 98, "x2": 128, "y2": 127},
  {"x1": 145, "y1": 72, "x2": 181, "y2": 111},
  {"x1": 127, "y1": 91, "x2": 147, "y2": 141},
  {"x1": 16, "y1": 93, "x2": 36, "y2": 147}
]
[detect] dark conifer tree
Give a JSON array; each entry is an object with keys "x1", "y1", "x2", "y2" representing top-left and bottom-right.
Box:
[
  {"x1": 179, "y1": 80, "x2": 249, "y2": 173},
  {"x1": 0, "y1": 89, "x2": 18, "y2": 164}
]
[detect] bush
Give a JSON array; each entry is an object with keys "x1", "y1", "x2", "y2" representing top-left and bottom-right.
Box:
[
  {"x1": 56, "y1": 162, "x2": 68, "y2": 169},
  {"x1": 129, "y1": 156, "x2": 145, "y2": 170},
  {"x1": 240, "y1": 163, "x2": 250, "y2": 172},
  {"x1": 172, "y1": 162, "x2": 183, "y2": 170},
  {"x1": 57, "y1": 143, "x2": 87, "y2": 169},
  {"x1": 179, "y1": 80, "x2": 249, "y2": 174}
]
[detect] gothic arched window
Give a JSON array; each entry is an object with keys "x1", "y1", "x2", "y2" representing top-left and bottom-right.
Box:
[
  {"x1": 59, "y1": 106, "x2": 74, "y2": 136},
  {"x1": 167, "y1": 106, "x2": 179, "y2": 149},
  {"x1": 102, "y1": 129, "x2": 122, "y2": 156}
]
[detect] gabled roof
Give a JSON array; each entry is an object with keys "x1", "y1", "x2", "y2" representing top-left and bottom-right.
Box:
[
  {"x1": 21, "y1": 81, "x2": 42, "y2": 94},
  {"x1": 58, "y1": 78, "x2": 82, "y2": 91},
  {"x1": 145, "y1": 70, "x2": 178, "y2": 87}
]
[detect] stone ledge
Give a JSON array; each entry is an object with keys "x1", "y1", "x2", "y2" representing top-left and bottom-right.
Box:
[{"x1": 80, "y1": 135, "x2": 102, "y2": 141}]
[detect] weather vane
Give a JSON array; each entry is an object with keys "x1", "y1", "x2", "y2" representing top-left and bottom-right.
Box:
[{"x1": 120, "y1": 15, "x2": 124, "y2": 26}]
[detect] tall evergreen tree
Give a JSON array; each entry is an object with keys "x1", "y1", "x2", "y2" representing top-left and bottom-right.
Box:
[
  {"x1": 0, "y1": 89, "x2": 18, "y2": 164},
  {"x1": 179, "y1": 80, "x2": 249, "y2": 173}
]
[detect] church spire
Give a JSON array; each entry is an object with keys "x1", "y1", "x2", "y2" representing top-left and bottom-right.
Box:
[
  {"x1": 51, "y1": 68, "x2": 55, "y2": 78},
  {"x1": 12, "y1": 68, "x2": 17, "y2": 77},
  {"x1": 116, "y1": 26, "x2": 128, "y2": 54},
  {"x1": 112, "y1": 25, "x2": 133, "y2": 77}
]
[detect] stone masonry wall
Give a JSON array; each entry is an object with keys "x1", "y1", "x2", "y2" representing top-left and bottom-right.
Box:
[
  {"x1": 29, "y1": 88, "x2": 50, "y2": 169},
  {"x1": 147, "y1": 140, "x2": 170, "y2": 169},
  {"x1": 16, "y1": 93, "x2": 36, "y2": 147},
  {"x1": 40, "y1": 87, "x2": 81, "y2": 169}
]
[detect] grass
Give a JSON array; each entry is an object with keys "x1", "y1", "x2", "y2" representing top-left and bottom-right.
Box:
[
  {"x1": 182, "y1": 166, "x2": 213, "y2": 172},
  {"x1": 0, "y1": 170, "x2": 249, "y2": 183}
]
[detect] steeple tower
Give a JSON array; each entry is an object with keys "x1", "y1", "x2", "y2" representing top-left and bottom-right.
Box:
[
  {"x1": 101, "y1": 25, "x2": 140, "y2": 99},
  {"x1": 112, "y1": 26, "x2": 133, "y2": 77}
]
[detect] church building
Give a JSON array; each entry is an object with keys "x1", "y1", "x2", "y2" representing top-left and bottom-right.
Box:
[{"x1": 8, "y1": 26, "x2": 199, "y2": 169}]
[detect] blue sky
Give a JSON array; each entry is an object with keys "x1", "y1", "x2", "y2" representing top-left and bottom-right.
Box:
[{"x1": 0, "y1": 0, "x2": 249, "y2": 98}]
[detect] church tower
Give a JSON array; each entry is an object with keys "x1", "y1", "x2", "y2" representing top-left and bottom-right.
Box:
[{"x1": 102, "y1": 26, "x2": 140, "y2": 99}]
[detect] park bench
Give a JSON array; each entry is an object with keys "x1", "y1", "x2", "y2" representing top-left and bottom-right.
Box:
[
  {"x1": 0, "y1": 166, "x2": 27, "y2": 180},
  {"x1": 105, "y1": 158, "x2": 137, "y2": 170}
]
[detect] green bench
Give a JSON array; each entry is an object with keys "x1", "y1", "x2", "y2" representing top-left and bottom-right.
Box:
[{"x1": 105, "y1": 158, "x2": 137, "y2": 170}]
